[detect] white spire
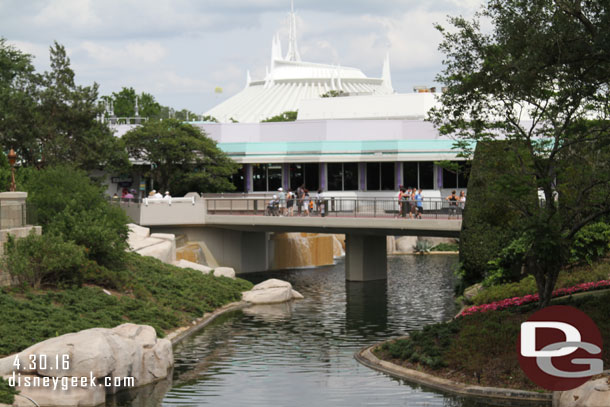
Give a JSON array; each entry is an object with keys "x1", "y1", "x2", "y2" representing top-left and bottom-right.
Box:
[
  {"x1": 285, "y1": 0, "x2": 301, "y2": 62},
  {"x1": 381, "y1": 52, "x2": 393, "y2": 92},
  {"x1": 246, "y1": 70, "x2": 251, "y2": 87}
]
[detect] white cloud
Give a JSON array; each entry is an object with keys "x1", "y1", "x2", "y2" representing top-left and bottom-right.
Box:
[{"x1": 79, "y1": 41, "x2": 167, "y2": 67}]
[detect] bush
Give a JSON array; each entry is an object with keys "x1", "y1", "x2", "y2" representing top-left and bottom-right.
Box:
[
  {"x1": 0, "y1": 377, "x2": 18, "y2": 404},
  {"x1": 3, "y1": 233, "x2": 88, "y2": 289},
  {"x1": 22, "y1": 165, "x2": 129, "y2": 269},
  {"x1": 484, "y1": 235, "x2": 530, "y2": 286},
  {"x1": 471, "y1": 263, "x2": 610, "y2": 305},
  {"x1": 570, "y1": 222, "x2": 610, "y2": 265}
]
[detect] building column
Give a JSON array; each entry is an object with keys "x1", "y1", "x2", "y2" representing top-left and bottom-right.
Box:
[
  {"x1": 244, "y1": 164, "x2": 253, "y2": 193},
  {"x1": 320, "y1": 163, "x2": 327, "y2": 191},
  {"x1": 358, "y1": 163, "x2": 366, "y2": 191},
  {"x1": 345, "y1": 234, "x2": 387, "y2": 281},
  {"x1": 435, "y1": 164, "x2": 443, "y2": 190},
  {"x1": 283, "y1": 163, "x2": 290, "y2": 191},
  {"x1": 396, "y1": 162, "x2": 403, "y2": 189}
]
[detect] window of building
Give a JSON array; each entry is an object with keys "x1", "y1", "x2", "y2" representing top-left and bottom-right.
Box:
[
  {"x1": 419, "y1": 162, "x2": 434, "y2": 189},
  {"x1": 402, "y1": 161, "x2": 434, "y2": 189},
  {"x1": 327, "y1": 163, "x2": 343, "y2": 191},
  {"x1": 268, "y1": 164, "x2": 282, "y2": 191},
  {"x1": 366, "y1": 162, "x2": 394, "y2": 191},
  {"x1": 252, "y1": 163, "x2": 282, "y2": 191},
  {"x1": 304, "y1": 163, "x2": 319, "y2": 191},
  {"x1": 381, "y1": 162, "x2": 395, "y2": 190},
  {"x1": 443, "y1": 167, "x2": 458, "y2": 189},
  {"x1": 252, "y1": 164, "x2": 267, "y2": 192},
  {"x1": 403, "y1": 162, "x2": 418, "y2": 189},
  {"x1": 366, "y1": 162, "x2": 380, "y2": 190},
  {"x1": 441, "y1": 161, "x2": 470, "y2": 189},
  {"x1": 327, "y1": 162, "x2": 358, "y2": 191},
  {"x1": 343, "y1": 163, "x2": 358, "y2": 190},
  {"x1": 229, "y1": 165, "x2": 245, "y2": 192},
  {"x1": 290, "y1": 163, "x2": 319, "y2": 191}
]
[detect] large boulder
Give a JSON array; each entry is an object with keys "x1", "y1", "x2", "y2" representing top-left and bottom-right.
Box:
[
  {"x1": 395, "y1": 236, "x2": 417, "y2": 253},
  {"x1": 553, "y1": 377, "x2": 610, "y2": 407},
  {"x1": 242, "y1": 279, "x2": 304, "y2": 304},
  {"x1": 1, "y1": 324, "x2": 173, "y2": 406},
  {"x1": 173, "y1": 259, "x2": 212, "y2": 275}
]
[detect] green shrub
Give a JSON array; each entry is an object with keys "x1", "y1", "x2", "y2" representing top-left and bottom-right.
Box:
[
  {"x1": 570, "y1": 222, "x2": 610, "y2": 265},
  {"x1": 22, "y1": 165, "x2": 129, "y2": 269},
  {"x1": 0, "y1": 377, "x2": 18, "y2": 404},
  {"x1": 3, "y1": 233, "x2": 87, "y2": 289},
  {"x1": 484, "y1": 235, "x2": 530, "y2": 286},
  {"x1": 431, "y1": 243, "x2": 459, "y2": 252},
  {"x1": 472, "y1": 264, "x2": 610, "y2": 305}
]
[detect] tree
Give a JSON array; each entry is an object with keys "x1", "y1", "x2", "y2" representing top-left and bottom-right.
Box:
[
  {"x1": 430, "y1": 0, "x2": 610, "y2": 307},
  {"x1": 0, "y1": 38, "x2": 41, "y2": 165},
  {"x1": 103, "y1": 87, "x2": 162, "y2": 119},
  {"x1": 122, "y1": 119, "x2": 238, "y2": 195},
  {"x1": 320, "y1": 90, "x2": 347, "y2": 98},
  {"x1": 23, "y1": 165, "x2": 130, "y2": 269},
  {"x1": 262, "y1": 111, "x2": 298, "y2": 122}
]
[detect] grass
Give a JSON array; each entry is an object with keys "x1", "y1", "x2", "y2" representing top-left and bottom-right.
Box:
[
  {"x1": 375, "y1": 290, "x2": 610, "y2": 391},
  {"x1": 0, "y1": 252, "x2": 253, "y2": 357}
]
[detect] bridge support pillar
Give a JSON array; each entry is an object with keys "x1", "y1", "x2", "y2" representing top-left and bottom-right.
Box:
[{"x1": 345, "y1": 234, "x2": 387, "y2": 281}]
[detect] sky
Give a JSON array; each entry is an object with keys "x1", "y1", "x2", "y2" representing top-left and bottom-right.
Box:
[{"x1": 0, "y1": 0, "x2": 482, "y2": 115}]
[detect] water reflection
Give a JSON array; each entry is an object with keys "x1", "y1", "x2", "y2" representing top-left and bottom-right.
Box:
[
  {"x1": 345, "y1": 280, "x2": 388, "y2": 335},
  {"x1": 147, "y1": 255, "x2": 520, "y2": 407}
]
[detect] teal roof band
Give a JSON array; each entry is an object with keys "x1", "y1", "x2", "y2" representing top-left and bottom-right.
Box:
[{"x1": 217, "y1": 139, "x2": 465, "y2": 156}]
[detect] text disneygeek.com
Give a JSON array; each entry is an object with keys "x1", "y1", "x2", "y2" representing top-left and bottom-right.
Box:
[{"x1": 8, "y1": 372, "x2": 135, "y2": 390}]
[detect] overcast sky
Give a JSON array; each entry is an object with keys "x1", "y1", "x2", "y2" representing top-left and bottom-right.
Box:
[{"x1": 1, "y1": 0, "x2": 482, "y2": 114}]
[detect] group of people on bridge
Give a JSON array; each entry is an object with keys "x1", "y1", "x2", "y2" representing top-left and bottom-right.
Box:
[{"x1": 266, "y1": 185, "x2": 326, "y2": 217}]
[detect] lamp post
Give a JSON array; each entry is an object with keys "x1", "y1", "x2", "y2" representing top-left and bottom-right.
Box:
[{"x1": 8, "y1": 148, "x2": 16, "y2": 192}]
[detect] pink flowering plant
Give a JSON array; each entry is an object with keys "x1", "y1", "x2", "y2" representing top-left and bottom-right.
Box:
[{"x1": 460, "y1": 280, "x2": 610, "y2": 316}]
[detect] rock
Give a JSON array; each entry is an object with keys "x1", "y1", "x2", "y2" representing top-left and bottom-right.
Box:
[
  {"x1": 112, "y1": 323, "x2": 157, "y2": 348},
  {"x1": 173, "y1": 259, "x2": 212, "y2": 274},
  {"x1": 140, "y1": 339, "x2": 173, "y2": 385},
  {"x1": 242, "y1": 278, "x2": 304, "y2": 304},
  {"x1": 463, "y1": 283, "x2": 483, "y2": 300},
  {"x1": 251, "y1": 278, "x2": 291, "y2": 290},
  {"x1": 395, "y1": 236, "x2": 417, "y2": 253},
  {"x1": 12, "y1": 375, "x2": 106, "y2": 407},
  {"x1": 554, "y1": 378, "x2": 610, "y2": 407},
  {"x1": 213, "y1": 267, "x2": 236, "y2": 279},
  {"x1": 128, "y1": 224, "x2": 150, "y2": 238},
  {"x1": 0, "y1": 324, "x2": 174, "y2": 406},
  {"x1": 136, "y1": 240, "x2": 174, "y2": 264},
  {"x1": 242, "y1": 287, "x2": 294, "y2": 304}
]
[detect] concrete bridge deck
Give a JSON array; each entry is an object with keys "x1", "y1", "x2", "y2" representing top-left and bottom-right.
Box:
[{"x1": 119, "y1": 197, "x2": 462, "y2": 281}]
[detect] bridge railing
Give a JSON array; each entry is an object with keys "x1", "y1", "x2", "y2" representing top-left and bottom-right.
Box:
[{"x1": 205, "y1": 197, "x2": 463, "y2": 219}]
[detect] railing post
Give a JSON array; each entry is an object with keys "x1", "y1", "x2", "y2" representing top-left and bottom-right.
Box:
[{"x1": 374, "y1": 198, "x2": 377, "y2": 218}]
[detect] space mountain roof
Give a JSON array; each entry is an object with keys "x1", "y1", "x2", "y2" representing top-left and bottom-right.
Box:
[{"x1": 205, "y1": 4, "x2": 393, "y2": 123}]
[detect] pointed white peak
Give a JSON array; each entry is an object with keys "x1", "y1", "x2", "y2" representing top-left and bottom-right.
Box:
[
  {"x1": 246, "y1": 70, "x2": 251, "y2": 87},
  {"x1": 336, "y1": 65, "x2": 342, "y2": 90},
  {"x1": 285, "y1": 0, "x2": 301, "y2": 62},
  {"x1": 382, "y1": 52, "x2": 393, "y2": 92},
  {"x1": 276, "y1": 34, "x2": 283, "y2": 61}
]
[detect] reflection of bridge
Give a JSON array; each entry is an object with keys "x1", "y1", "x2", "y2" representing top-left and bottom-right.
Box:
[{"x1": 120, "y1": 197, "x2": 461, "y2": 281}]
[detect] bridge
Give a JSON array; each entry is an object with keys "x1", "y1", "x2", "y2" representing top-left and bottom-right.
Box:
[{"x1": 119, "y1": 197, "x2": 462, "y2": 281}]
